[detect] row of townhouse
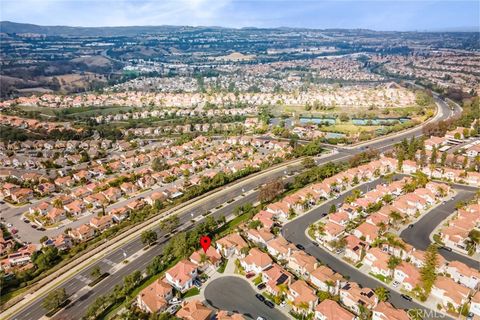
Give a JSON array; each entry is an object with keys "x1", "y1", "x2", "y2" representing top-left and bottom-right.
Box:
[
  {"x1": 263, "y1": 158, "x2": 394, "y2": 223},
  {"x1": 217, "y1": 227, "x2": 413, "y2": 319},
  {"x1": 438, "y1": 203, "x2": 480, "y2": 255}
]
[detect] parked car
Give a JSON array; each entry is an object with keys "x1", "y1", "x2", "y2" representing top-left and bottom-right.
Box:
[
  {"x1": 257, "y1": 283, "x2": 266, "y2": 290},
  {"x1": 169, "y1": 297, "x2": 182, "y2": 305},
  {"x1": 193, "y1": 279, "x2": 202, "y2": 288},
  {"x1": 264, "y1": 300, "x2": 275, "y2": 308},
  {"x1": 31, "y1": 224, "x2": 38, "y2": 229},
  {"x1": 441, "y1": 246, "x2": 452, "y2": 252},
  {"x1": 392, "y1": 281, "x2": 400, "y2": 288},
  {"x1": 246, "y1": 272, "x2": 255, "y2": 279},
  {"x1": 401, "y1": 294, "x2": 412, "y2": 301},
  {"x1": 166, "y1": 304, "x2": 180, "y2": 314},
  {"x1": 255, "y1": 293, "x2": 265, "y2": 302},
  {"x1": 23, "y1": 219, "x2": 30, "y2": 224},
  {"x1": 295, "y1": 244, "x2": 305, "y2": 250},
  {"x1": 256, "y1": 317, "x2": 266, "y2": 320}
]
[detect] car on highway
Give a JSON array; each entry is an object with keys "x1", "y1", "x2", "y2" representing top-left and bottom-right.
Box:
[
  {"x1": 401, "y1": 294, "x2": 413, "y2": 301},
  {"x1": 255, "y1": 293, "x2": 265, "y2": 302},
  {"x1": 264, "y1": 300, "x2": 275, "y2": 308},
  {"x1": 257, "y1": 283, "x2": 266, "y2": 290},
  {"x1": 295, "y1": 244, "x2": 305, "y2": 250}
]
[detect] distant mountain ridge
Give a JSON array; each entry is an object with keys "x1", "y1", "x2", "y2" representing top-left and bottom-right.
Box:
[
  {"x1": 1, "y1": 21, "x2": 477, "y2": 37},
  {"x1": 0, "y1": 21, "x2": 221, "y2": 37}
]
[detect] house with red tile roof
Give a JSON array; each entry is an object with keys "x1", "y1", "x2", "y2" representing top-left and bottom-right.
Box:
[
  {"x1": 287, "y1": 280, "x2": 318, "y2": 312},
  {"x1": 469, "y1": 291, "x2": 480, "y2": 318},
  {"x1": 266, "y1": 236, "x2": 295, "y2": 260},
  {"x1": 339, "y1": 282, "x2": 378, "y2": 315},
  {"x1": 189, "y1": 246, "x2": 222, "y2": 269},
  {"x1": 320, "y1": 222, "x2": 346, "y2": 244},
  {"x1": 165, "y1": 259, "x2": 198, "y2": 292},
  {"x1": 46, "y1": 208, "x2": 66, "y2": 224},
  {"x1": 431, "y1": 276, "x2": 471, "y2": 309},
  {"x1": 352, "y1": 222, "x2": 380, "y2": 244},
  {"x1": 287, "y1": 250, "x2": 318, "y2": 277},
  {"x1": 136, "y1": 279, "x2": 173, "y2": 314},
  {"x1": 240, "y1": 248, "x2": 272, "y2": 274},
  {"x1": 315, "y1": 299, "x2": 355, "y2": 320},
  {"x1": 393, "y1": 262, "x2": 421, "y2": 292},
  {"x1": 364, "y1": 247, "x2": 390, "y2": 278},
  {"x1": 262, "y1": 263, "x2": 293, "y2": 296},
  {"x1": 245, "y1": 228, "x2": 275, "y2": 247},
  {"x1": 90, "y1": 215, "x2": 113, "y2": 231},
  {"x1": 252, "y1": 210, "x2": 275, "y2": 230},
  {"x1": 372, "y1": 301, "x2": 410, "y2": 320},
  {"x1": 344, "y1": 234, "x2": 365, "y2": 264},
  {"x1": 69, "y1": 224, "x2": 95, "y2": 242},
  {"x1": 10, "y1": 188, "x2": 33, "y2": 203},
  {"x1": 309, "y1": 265, "x2": 344, "y2": 294},
  {"x1": 215, "y1": 233, "x2": 248, "y2": 258},
  {"x1": 445, "y1": 260, "x2": 480, "y2": 290},
  {"x1": 176, "y1": 300, "x2": 213, "y2": 320}
]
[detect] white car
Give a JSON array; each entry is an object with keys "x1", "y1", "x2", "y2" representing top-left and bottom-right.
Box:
[
  {"x1": 169, "y1": 297, "x2": 182, "y2": 305},
  {"x1": 392, "y1": 281, "x2": 400, "y2": 288}
]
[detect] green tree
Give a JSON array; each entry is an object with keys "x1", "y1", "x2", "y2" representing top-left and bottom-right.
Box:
[
  {"x1": 374, "y1": 286, "x2": 390, "y2": 302},
  {"x1": 141, "y1": 230, "x2": 158, "y2": 246},
  {"x1": 420, "y1": 244, "x2": 439, "y2": 298},
  {"x1": 42, "y1": 288, "x2": 67, "y2": 311},
  {"x1": 90, "y1": 266, "x2": 101, "y2": 279},
  {"x1": 301, "y1": 157, "x2": 316, "y2": 168}
]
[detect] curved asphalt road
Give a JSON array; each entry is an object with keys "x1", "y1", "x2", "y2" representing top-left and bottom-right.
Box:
[
  {"x1": 7, "y1": 94, "x2": 460, "y2": 320},
  {"x1": 401, "y1": 184, "x2": 479, "y2": 268},
  {"x1": 204, "y1": 276, "x2": 288, "y2": 320},
  {"x1": 281, "y1": 178, "x2": 456, "y2": 320}
]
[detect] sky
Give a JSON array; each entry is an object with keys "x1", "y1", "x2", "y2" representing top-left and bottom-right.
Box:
[{"x1": 1, "y1": 0, "x2": 479, "y2": 31}]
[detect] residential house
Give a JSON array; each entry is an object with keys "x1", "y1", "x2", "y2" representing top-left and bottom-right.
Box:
[
  {"x1": 393, "y1": 262, "x2": 421, "y2": 292},
  {"x1": 339, "y1": 282, "x2": 378, "y2": 315},
  {"x1": 445, "y1": 261, "x2": 480, "y2": 290},
  {"x1": 431, "y1": 276, "x2": 470, "y2": 309},
  {"x1": 287, "y1": 280, "x2": 318, "y2": 312},
  {"x1": 165, "y1": 259, "x2": 198, "y2": 293},
  {"x1": 137, "y1": 279, "x2": 173, "y2": 314},
  {"x1": 245, "y1": 228, "x2": 275, "y2": 248},
  {"x1": 176, "y1": 300, "x2": 213, "y2": 320},
  {"x1": 372, "y1": 301, "x2": 410, "y2": 320},
  {"x1": 309, "y1": 265, "x2": 343, "y2": 295},
  {"x1": 216, "y1": 233, "x2": 248, "y2": 258},
  {"x1": 315, "y1": 299, "x2": 355, "y2": 320},
  {"x1": 287, "y1": 250, "x2": 318, "y2": 277},
  {"x1": 262, "y1": 263, "x2": 293, "y2": 296},
  {"x1": 240, "y1": 248, "x2": 273, "y2": 274}
]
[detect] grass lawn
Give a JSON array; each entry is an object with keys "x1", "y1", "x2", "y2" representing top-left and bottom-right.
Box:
[
  {"x1": 181, "y1": 287, "x2": 200, "y2": 298},
  {"x1": 217, "y1": 259, "x2": 228, "y2": 274},
  {"x1": 369, "y1": 272, "x2": 391, "y2": 284},
  {"x1": 252, "y1": 274, "x2": 263, "y2": 286}
]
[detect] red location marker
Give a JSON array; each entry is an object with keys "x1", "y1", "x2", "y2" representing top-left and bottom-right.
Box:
[{"x1": 200, "y1": 235, "x2": 211, "y2": 253}]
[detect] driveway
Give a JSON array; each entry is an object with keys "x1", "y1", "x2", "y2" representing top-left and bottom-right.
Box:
[{"x1": 204, "y1": 276, "x2": 288, "y2": 320}]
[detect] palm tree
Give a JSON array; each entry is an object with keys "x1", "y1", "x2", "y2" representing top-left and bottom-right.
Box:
[
  {"x1": 374, "y1": 286, "x2": 390, "y2": 302},
  {"x1": 52, "y1": 198, "x2": 63, "y2": 209},
  {"x1": 387, "y1": 256, "x2": 402, "y2": 276}
]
